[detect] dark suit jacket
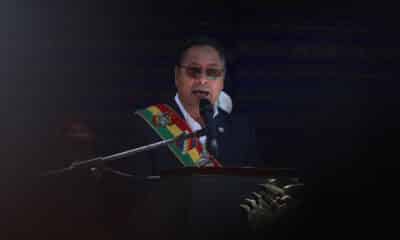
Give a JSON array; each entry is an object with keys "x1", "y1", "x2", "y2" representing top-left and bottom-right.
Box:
[{"x1": 94, "y1": 100, "x2": 262, "y2": 176}]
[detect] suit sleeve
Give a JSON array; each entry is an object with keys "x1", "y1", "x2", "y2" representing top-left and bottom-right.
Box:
[{"x1": 242, "y1": 117, "x2": 263, "y2": 167}]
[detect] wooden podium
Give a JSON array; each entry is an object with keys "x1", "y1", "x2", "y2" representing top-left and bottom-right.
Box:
[
  {"x1": 20, "y1": 167, "x2": 297, "y2": 239},
  {"x1": 125, "y1": 167, "x2": 297, "y2": 239}
]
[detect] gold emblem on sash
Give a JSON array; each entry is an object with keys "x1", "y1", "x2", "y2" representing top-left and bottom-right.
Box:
[{"x1": 152, "y1": 112, "x2": 171, "y2": 128}]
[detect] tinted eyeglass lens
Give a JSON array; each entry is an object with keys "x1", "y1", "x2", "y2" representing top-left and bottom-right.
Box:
[
  {"x1": 206, "y1": 68, "x2": 222, "y2": 80},
  {"x1": 184, "y1": 66, "x2": 222, "y2": 80},
  {"x1": 186, "y1": 67, "x2": 202, "y2": 78}
]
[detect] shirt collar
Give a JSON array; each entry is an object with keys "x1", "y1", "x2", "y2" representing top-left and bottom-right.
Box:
[{"x1": 174, "y1": 94, "x2": 218, "y2": 128}]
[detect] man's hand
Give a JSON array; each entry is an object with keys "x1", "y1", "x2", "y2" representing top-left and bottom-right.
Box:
[{"x1": 240, "y1": 177, "x2": 305, "y2": 231}]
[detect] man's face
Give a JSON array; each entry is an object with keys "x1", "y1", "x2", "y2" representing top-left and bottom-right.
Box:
[{"x1": 175, "y1": 45, "x2": 224, "y2": 109}]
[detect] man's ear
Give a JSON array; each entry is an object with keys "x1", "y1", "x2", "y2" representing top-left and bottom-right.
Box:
[{"x1": 222, "y1": 69, "x2": 227, "y2": 90}]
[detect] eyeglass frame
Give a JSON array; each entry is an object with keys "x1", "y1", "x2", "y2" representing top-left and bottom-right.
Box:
[{"x1": 177, "y1": 64, "x2": 225, "y2": 81}]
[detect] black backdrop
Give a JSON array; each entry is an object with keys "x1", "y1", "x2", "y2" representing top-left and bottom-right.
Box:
[
  {"x1": 1, "y1": 1, "x2": 399, "y2": 238},
  {"x1": 2, "y1": 1, "x2": 398, "y2": 175}
]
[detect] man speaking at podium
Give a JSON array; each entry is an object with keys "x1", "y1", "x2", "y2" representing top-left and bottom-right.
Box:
[
  {"x1": 97, "y1": 36, "x2": 261, "y2": 177},
  {"x1": 92, "y1": 36, "x2": 267, "y2": 239},
  {"x1": 92, "y1": 36, "x2": 304, "y2": 239}
]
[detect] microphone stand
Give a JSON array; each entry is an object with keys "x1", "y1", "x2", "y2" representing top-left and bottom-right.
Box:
[{"x1": 41, "y1": 129, "x2": 207, "y2": 177}]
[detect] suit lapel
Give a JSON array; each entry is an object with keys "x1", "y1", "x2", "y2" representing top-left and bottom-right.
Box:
[{"x1": 168, "y1": 98, "x2": 232, "y2": 164}]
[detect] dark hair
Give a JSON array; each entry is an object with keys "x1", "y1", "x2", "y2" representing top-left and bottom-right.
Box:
[{"x1": 175, "y1": 36, "x2": 226, "y2": 67}]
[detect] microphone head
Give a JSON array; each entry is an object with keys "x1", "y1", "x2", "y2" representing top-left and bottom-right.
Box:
[{"x1": 199, "y1": 98, "x2": 214, "y2": 122}]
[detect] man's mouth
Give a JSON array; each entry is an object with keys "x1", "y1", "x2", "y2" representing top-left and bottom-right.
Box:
[{"x1": 192, "y1": 90, "x2": 210, "y2": 98}]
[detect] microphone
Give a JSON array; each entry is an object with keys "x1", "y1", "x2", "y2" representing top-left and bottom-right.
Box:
[{"x1": 199, "y1": 98, "x2": 219, "y2": 159}]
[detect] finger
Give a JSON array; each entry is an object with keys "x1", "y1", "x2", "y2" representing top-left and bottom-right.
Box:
[
  {"x1": 252, "y1": 192, "x2": 263, "y2": 204},
  {"x1": 283, "y1": 183, "x2": 305, "y2": 197},
  {"x1": 259, "y1": 183, "x2": 286, "y2": 195},
  {"x1": 244, "y1": 198, "x2": 258, "y2": 208},
  {"x1": 279, "y1": 194, "x2": 292, "y2": 202},
  {"x1": 258, "y1": 198, "x2": 273, "y2": 210},
  {"x1": 259, "y1": 191, "x2": 280, "y2": 209},
  {"x1": 283, "y1": 183, "x2": 304, "y2": 190},
  {"x1": 240, "y1": 204, "x2": 251, "y2": 213},
  {"x1": 252, "y1": 192, "x2": 271, "y2": 209},
  {"x1": 259, "y1": 189, "x2": 275, "y2": 202},
  {"x1": 267, "y1": 178, "x2": 277, "y2": 183}
]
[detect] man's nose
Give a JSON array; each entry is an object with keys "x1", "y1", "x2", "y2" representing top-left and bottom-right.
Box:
[{"x1": 196, "y1": 73, "x2": 208, "y2": 85}]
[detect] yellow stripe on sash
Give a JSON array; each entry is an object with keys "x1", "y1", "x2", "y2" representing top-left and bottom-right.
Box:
[
  {"x1": 187, "y1": 148, "x2": 201, "y2": 162},
  {"x1": 147, "y1": 106, "x2": 162, "y2": 115},
  {"x1": 136, "y1": 104, "x2": 222, "y2": 168},
  {"x1": 166, "y1": 124, "x2": 183, "y2": 137}
]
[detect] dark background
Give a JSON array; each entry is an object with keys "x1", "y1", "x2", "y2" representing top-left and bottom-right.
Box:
[
  {"x1": 1, "y1": 1, "x2": 399, "y2": 238},
  {"x1": 2, "y1": 1, "x2": 398, "y2": 175}
]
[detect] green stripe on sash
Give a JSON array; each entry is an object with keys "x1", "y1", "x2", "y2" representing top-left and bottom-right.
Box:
[{"x1": 135, "y1": 106, "x2": 198, "y2": 167}]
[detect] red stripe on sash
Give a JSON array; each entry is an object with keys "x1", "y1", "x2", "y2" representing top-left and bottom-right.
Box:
[
  {"x1": 156, "y1": 104, "x2": 191, "y2": 133},
  {"x1": 155, "y1": 103, "x2": 222, "y2": 168}
]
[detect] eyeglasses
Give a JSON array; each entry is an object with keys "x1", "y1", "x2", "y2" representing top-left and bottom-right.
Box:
[{"x1": 178, "y1": 65, "x2": 224, "y2": 81}]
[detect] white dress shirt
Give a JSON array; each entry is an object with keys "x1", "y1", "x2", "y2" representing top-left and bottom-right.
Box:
[{"x1": 174, "y1": 94, "x2": 219, "y2": 146}]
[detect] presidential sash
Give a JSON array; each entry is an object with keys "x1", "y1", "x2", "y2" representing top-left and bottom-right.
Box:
[{"x1": 135, "y1": 104, "x2": 222, "y2": 167}]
